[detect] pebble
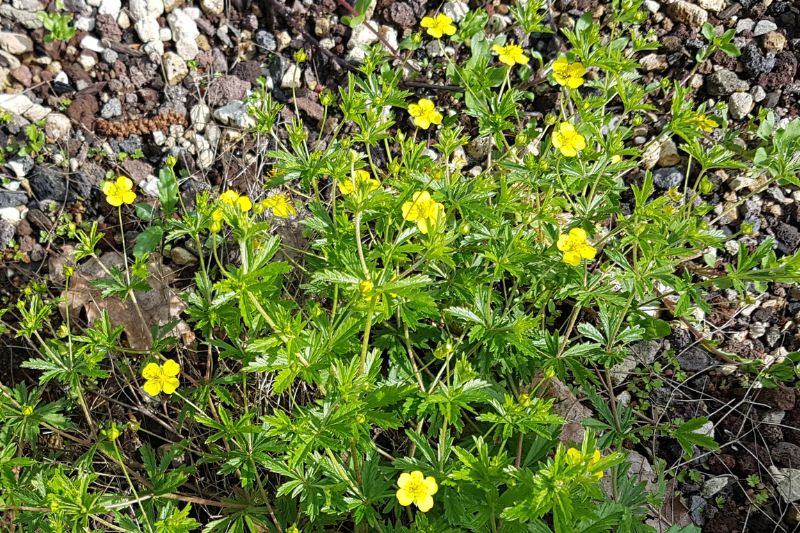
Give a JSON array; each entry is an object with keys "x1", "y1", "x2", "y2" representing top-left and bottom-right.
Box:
[
  {"x1": 640, "y1": 53, "x2": 668, "y2": 71},
  {"x1": 753, "y1": 20, "x2": 778, "y2": 37},
  {"x1": 129, "y1": 0, "x2": 164, "y2": 19},
  {"x1": 135, "y1": 17, "x2": 160, "y2": 43},
  {"x1": 98, "y1": 0, "x2": 121, "y2": 17},
  {"x1": 44, "y1": 112, "x2": 71, "y2": 142},
  {"x1": 190, "y1": 103, "x2": 211, "y2": 132},
  {"x1": 74, "y1": 16, "x2": 95, "y2": 31},
  {"x1": 0, "y1": 5, "x2": 43, "y2": 29},
  {"x1": 466, "y1": 137, "x2": 492, "y2": 161},
  {"x1": 80, "y1": 35, "x2": 105, "y2": 53},
  {"x1": 100, "y1": 97, "x2": 122, "y2": 119},
  {"x1": 706, "y1": 69, "x2": 749, "y2": 96},
  {"x1": 653, "y1": 167, "x2": 684, "y2": 189},
  {"x1": 280, "y1": 63, "x2": 301, "y2": 89},
  {"x1": 667, "y1": 1, "x2": 708, "y2": 28},
  {"x1": 773, "y1": 467, "x2": 800, "y2": 502},
  {"x1": 658, "y1": 137, "x2": 681, "y2": 167},
  {"x1": 163, "y1": 51, "x2": 188, "y2": 85},
  {"x1": 6, "y1": 156, "x2": 32, "y2": 177},
  {"x1": 751, "y1": 85, "x2": 766, "y2": 102},
  {"x1": 254, "y1": 30, "x2": 277, "y2": 52},
  {"x1": 168, "y1": 8, "x2": 201, "y2": 60},
  {"x1": 729, "y1": 92, "x2": 754, "y2": 119},
  {"x1": 102, "y1": 48, "x2": 118, "y2": 64},
  {"x1": 735, "y1": 18, "x2": 755, "y2": 34},
  {"x1": 702, "y1": 476, "x2": 730, "y2": 498},
  {"x1": 0, "y1": 93, "x2": 50, "y2": 121},
  {"x1": 275, "y1": 30, "x2": 291, "y2": 52},
  {"x1": 695, "y1": 0, "x2": 724, "y2": 12},
  {"x1": 200, "y1": 0, "x2": 224, "y2": 16},
  {"x1": 212, "y1": 100, "x2": 256, "y2": 129},
  {"x1": 0, "y1": 207, "x2": 23, "y2": 224},
  {"x1": 761, "y1": 31, "x2": 786, "y2": 53},
  {"x1": 0, "y1": 32, "x2": 33, "y2": 55},
  {"x1": 171, "y1": 246, "x2": 197, "y2": 265},
  {"x1": 442, "y1": 0, "x2": 469, "y2": 23},
  {"x1": 78, "y1": 54, "x2": 97, "y2": 70}
]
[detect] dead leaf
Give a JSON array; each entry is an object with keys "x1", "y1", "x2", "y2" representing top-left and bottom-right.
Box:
[{"x1": 62, "y1": 251, "x2": 192, "y2": 351}]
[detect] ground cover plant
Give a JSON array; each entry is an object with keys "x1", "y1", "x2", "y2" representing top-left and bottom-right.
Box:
[{"x1": 1, "y1": 0, "x2": 800, "y2": 531}]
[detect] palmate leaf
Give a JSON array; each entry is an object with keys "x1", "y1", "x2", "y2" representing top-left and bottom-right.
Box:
[{"x1": 674, "y1": 417, "x2": 718, "y2": 458}]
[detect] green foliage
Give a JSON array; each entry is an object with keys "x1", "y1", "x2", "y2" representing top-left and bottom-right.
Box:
[
  {"x1": 2, "y1": 4, "x2": 798, "y2": 533},
  {"x1": 37, "y1": 11, "x2": 77, "y2": 42}
]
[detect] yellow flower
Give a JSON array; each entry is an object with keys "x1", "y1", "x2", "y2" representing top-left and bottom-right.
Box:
[
  {"x1": 338, "y1": 169, "x2": 380, "y2": 196},
  {"x1": 401, "y1": 191, "x2": 444, "y2": 234},
  {"x1": 261, "y1": 193, "x2": 297, "y2": 218},
  {"x1": 101, "y1": 176, "x2": 137, "y2": 206},
  {"x1": 396, "y1": 471, "x2": 438, "y2": 512},
  {"x1": 566, "y1": 447, "x2": 583, "y2": 465},
  {"x1": 552, "y1": 122, "x2": 586, "y2": 157},
  {"x1": 556, "y1": 228, "x2": 597, "y2": 266},
  {"x1": 210, "y1": 208, "x2": 224, "y2": 233},
  {"x1": 21, "y1": 404, "x2": 33, "y2": 416},
  {"x1": 408, "y1": 98, "x2": 443, "y2": 130},
  {"x1": 491, "y1": 42, "x2": 529, "y2": 66},
  {"x1": 359, "y1": 280, "x2": 373, "y2": 296},
  {"x1": 689, "y1": 114, "x2": 717, "y2": 132},
  {"x1": 552, "y1": 57, "x2": 586, "y2": 89},
  {"x1": 103, "y1": 423, "x2": 121, "y2": 441},
  {"x1": 220, "y1": 190, "x2": 253, "y2": 211},
  {"x1": 420, "y1": 14, "x2": 456, "y2": 39},
  {"x1": 141, "y1": 359, "x2": 181, "y2": 396}
]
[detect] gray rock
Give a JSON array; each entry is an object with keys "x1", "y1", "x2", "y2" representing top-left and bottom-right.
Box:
[
  {"x1": 6, "y1": 156, "x2": 33, "y2": 177},
  {"x1": 658, "y1": 137, "x2": 681, "y2": 167},
  {"x1": 254, "y1": 30, "x2": 276, "y2": 52},
  {"x1": 98, "y1": 0, "x2": 121, "y2": 17},
  {"x1": 168, "y1": 8, "x2": 201, "y2": 60},
  {"x1": 689, "y1": 495, "x2": 706, "y2": 526},
  {"x1": 200, "y1": 0, "x2": 223, "y2": 16},
  {"x1": 29, "y1": 169, "x2": 67, "y2": 202},
  {"x1": 0, "y1": 220, "x2": 15, "y2": 249},
  {"x1": 170, "y1": 246, "x2": 197, "y2": 265},
  {"x1": 212, "y1": 101, "x2": 255, "y2": 129},
  {"x1": 0, "y1": 190, "x2": 28, "y2": 207},
  {"x1": 653, "y1": 167, "x2": 684, "y2": 189},
  {"x1": 696, "y1": 0, "x2": 724, "y2": 11},
  {"x1": 100, "y1": 97, "x2": 122, "y2": 119},
  {"x1": 706, "y1": 69, "x2": 749, "y2": 96},
  {"x1": 753, "y1": 20, "x2": 778, "y2": 37},
  {"x1": 44, "y1": 113, "x2": 71, "y2": 142},
  {"x1": 118, "y1": 135, "x2": 143, "y2": 153},
  {"x1": 0, "y1": 5, "x2": 43, "y2": 29},
  {"x1": 0, "y1": 93, "x2": 50, "y2": 121},
  {"x1": 735, "y1": 18, "x2": 754, "y2": 34},
  {"x1": 102, "y1": 48, "x2": 119, "y2": 64},
  {"x1": 281, "y1": 63, "x2": 301, "y2": 89},
  {"x1": 676, "y1": 346, "x2": 712, "y2": 372},
  {"x1": 701, "y1": 476, "x2": 729, "y2": 498},
  {"x1": 134, "y1": 17, "x2": 160, "y2": 43},
  {"x1": 729, "y1": 92, "x2": 754, "y2": 119},
  {"x1": 79, "y1": 35, "x2": 105, "y2": 53},
  {"x1": 466, "y1": 137, "x2": 493, "y2": 161},
  {"x1": 190, "y1": 104, "x2": 211, "y2": 132},
  {"x1": 773, "y1": 442, "x2": 800, "y2": 468},
  {"x1": 0, "y1": 32, "x2": 33, "y2": 55},
  {"x1": 772, "y1": 467, "x2": 800, "y2": 502},
  {"x1": 206, "y1": 75, "x2": 250, "y2": 106},
  {"x1": 631, "y1": 340, "x2": 660, "y2": 365}
]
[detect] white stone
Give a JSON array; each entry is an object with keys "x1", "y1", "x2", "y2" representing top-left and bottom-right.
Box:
[
  {"x1": 98, "y1": 0, "x2": 121, "y2": 17},
  {"x1": 0, "y1": 50, "x2": 20, "y2": 69},
  {"x1": 162, "y1": 52, "x2": 188, "y2": 85},
  {"x1": 442, "y1": 0, "x2": 469, "y2": 22},
  {"x1": 168, "y1": 9, "x2": 200, "y2": 60},
  {"x1": 0, "y1": 207, "x2": 22, "y2": 224},
  {"x1": 276, "y1": 30, "x2": 291, "y2": 51},
  {"x1": 139, "y1": 174, "x2": 160, "y2": 197},
  {"x1": 212, "y1": 101, "x2": 255, "y2": 129},
  {"x1": 0, "y1": 32, "x2": 33, "y2": 55},
  {"x1": 142, "y1": 40, "x2": 164, "y2": 60},
  {"x1": 281, "y1": 63, "x2": 301, "y2": 89},
  {"x1": 198, "y1": 149, "x2": 214, "y2": 169},
  {"x1": 44, "y1": 112, "x2": 71, "y2": 142},
  {"x1": 117, "y1": 11, "x2": 131, "y2": 29},
  {"x1": 729, "y1": 92, "x2": 754, "y2": 120},
  {"x1": 753, "y1": 20, "x2": 778, "y2": 37},
  {"x1": 379, "y1": 25, "x2": 398, "y2": 51},
  {"x1": 159, "y1": 27, "x2": 172, "y2": 42},
  {"x1": 135, "y1": 18, "x2": 160, "y2": 43},
  {"x1": 78, "y1": 54, "x2": 97, "y2": 70},
  {"x1": 190, "y1": 103, "x2": 211, "y2": 132},
  {"x1": 0, "y1": 5, "x2": 42, "y2": 30},
  {"x1": 74, "y1": 16, "x2": 96, "y2": 32},
  {"x1": 200, "y1": 0, "x2": 224, "y2": 15},
  {"x1": 129, "y1": 0, "x2": 164, "y2": 20},
  {"x1": 80, "y1": 35, "x2": 105, "y2": 53},
  {"x1": 0, "y1": 93, "x2": 33, "y2": 115},
  {"x1": 696, "y1": 0, "x2": 725, "y2": 12},
  {"x1": 347, "y1": 21, "x2": 378, "y2": 50}
]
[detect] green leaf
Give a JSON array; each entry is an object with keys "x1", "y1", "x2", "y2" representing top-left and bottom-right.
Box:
[
  {"x1": 158, "y1": 164, "x2": 179, "y2": 216},
  {"x1": 134, "y1": 226, "x2": 164, "y2": 257}
]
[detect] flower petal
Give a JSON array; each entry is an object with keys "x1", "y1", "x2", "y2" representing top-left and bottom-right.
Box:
[
  {"x1": 424, "y1": 476, "x2": 438, "y2": 495},
  {"x1": 397, "y1": 472, "x2": 412, "y2": 488},
  {"x1": 161, "y1": 377, "x2": 180, "y2": 394},
  {"x1": 415, "y1": 494, "x2": 434, "y2": 512},
  {"x1": 162, "y1": 359, "x2": 181, "y2": 377},
  {"x1": 563, "y1": 251, "x2": 581, "y2": 266},
  {"x1": 143, "y1": 379, "x2": 162, "y2": 396},
  {"x1": 142, "y1": 363, "x2": 162, "y2": 380},
  {"x1": 569, "y1": 227, "x2": 587, "y2": 241},
  {"x1": 396, "y1": 488, "x2": 414, "y2": 506},
  {"x1": 116, "y1": 176, "x2": 133, "y2": 190},
  {"x1": 556, "y1": 234, "x2": 570, "y2": 252},
  {"x1": 121, "y1": 190, "x2": 137, "y2": 204},
  {"x1": 579, "y1": 244, "x2": 597, "y2": 260},
  {"x1": 566, "y1": 447, "x2": 582, "y2": 465}
]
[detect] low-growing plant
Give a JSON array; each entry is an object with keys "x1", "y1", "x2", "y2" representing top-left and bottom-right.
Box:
[
  {"x1": 2, "y1": 2, "x2": 800, "y2": 533},
  {"x1": 37, "y1": 11, "x2": 77, "y2": 43}
]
